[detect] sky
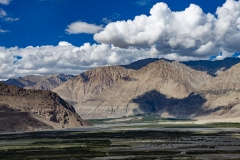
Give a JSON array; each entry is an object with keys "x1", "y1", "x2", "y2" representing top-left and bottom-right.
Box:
[{"x1": 0, "y1": 0, "x2": 240, "y2": 79}]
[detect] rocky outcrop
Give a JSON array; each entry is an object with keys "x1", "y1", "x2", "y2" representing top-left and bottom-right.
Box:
[
  {"x1": 0, "y1": 82, "x2": 90, "y2": 132},
  {"x1": 54, "y1": 60, "x2": 213, "y2": 119},
  {"x1": 3, "y1": 74, "x2": 75, "y2": 90}
]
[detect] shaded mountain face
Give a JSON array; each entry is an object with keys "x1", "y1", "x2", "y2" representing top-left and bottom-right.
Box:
[
  {"x1": 156, "y1": 62, "x2": 240, "y2": 119},
  {"x1": 54, "y1": 60, "x2": 213, "y2": 119},
  {"x1": 0, "y1": 82, "x2": 90, "y2": 133},
  {"x1": 121, "y1": 58, "x2": 161, "y2": 70},
  {"x1": 182, "y1": 57, "x2": 240, "y2": 76},
  {"x1": 3, "y1": 74, "x2": 76, "y2": 90}
]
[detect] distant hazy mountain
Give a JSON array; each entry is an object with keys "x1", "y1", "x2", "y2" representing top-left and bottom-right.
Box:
[
  {"x1": 3, "y1": 74, "x2": 76, "y2": 90},
  {"x1": 0, "y1": 82, "x2": 90, "y2": 133},
  {"x1": 182, "y1": 57, "x2": 240, "y2": 76},
  {"x1": 122, "y1": 57, "x2": 240, "y2": 76},
  {"x1": 121, "y1": 58, "x2": 161, "y2": 70},
  {"x1": 54, "y1": 59, "x2": 213, "y2": 119}
]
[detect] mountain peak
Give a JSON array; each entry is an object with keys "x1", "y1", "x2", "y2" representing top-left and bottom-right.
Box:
[{"x1": 54, "y1": 59, "x2": 213, "y2": 119}]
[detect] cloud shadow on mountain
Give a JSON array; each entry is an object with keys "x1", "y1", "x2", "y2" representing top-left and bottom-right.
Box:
[{"x1": 131, "y1": 90, "x2": 223, "y2": 119}]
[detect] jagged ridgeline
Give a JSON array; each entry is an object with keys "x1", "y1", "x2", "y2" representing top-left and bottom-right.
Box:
[
  {"x1": 2, "y1": 57, "x2": 240, "y2": 124},
  {"x1": 54, "y1": 59, "x2": 213, "y2": 119},
  {"x1": 54, "y1": 58, "x2": 240, "y2": 120},
  {"x1": 0, "y1": 82, "x2": 90, "y2": 132},
  {"x1": 3, "y1": 73, "x2": 76, "y2": 90}
]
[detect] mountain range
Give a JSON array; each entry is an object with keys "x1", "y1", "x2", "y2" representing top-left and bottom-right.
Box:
[
  {"x1": 122, "y1": 57, "x2": 240, "y2": 76},
  {"x1": 3, "y1": 73, "x2": 76, "y2": 90},
  {"x1": 2, "y1": 57, "x2": 240, "y2": 126},
  {"x1": 52, "y1": 58, "x2": 240, "y2": 119},
  {"x1": 4, "y1": 57, "x2": 240, "y2": 91}
]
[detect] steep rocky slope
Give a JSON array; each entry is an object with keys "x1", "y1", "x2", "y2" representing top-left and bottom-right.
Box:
[
  {"x1": 0, "y1": 82, "x2": 90, "y2": 132},
  {"x1": 3, "y1": 74, "x2": 75, "y2": 90},
  {"x1": 161, "y1": 63, "x2": 240, "y2": 119},
  {"x1": 54, "y1": 60, "x2": 213, "y2": 119}
]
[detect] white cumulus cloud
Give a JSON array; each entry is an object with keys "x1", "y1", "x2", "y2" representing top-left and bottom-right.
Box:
[
  {"x1": 0, "y1": 41, "x2": 208, "y2": 79},
  {"x1": 0, "y1": 0, "x2": 11, "y2": 5},
  {"x1": 58, "y1": 41, "x2": 72, "y2": 46},
  {"x1": 94, "y1": 0, "x2": 240, "y2": 59},
  {"x1": 0, "y1": 8, "x2": 6, "y2": 17},
  {"x1": 1, "y1": 0, "x2": 240, "y2": 79},
  {"x1": 0, "y1": 8, "x2": 19, "y2": 22},
  {"x1": 66, "y1": 21, "x2": 103, "y2": 34},
  {"x1": 0, "y1": 41, "x2": 198, "y2": 79}
]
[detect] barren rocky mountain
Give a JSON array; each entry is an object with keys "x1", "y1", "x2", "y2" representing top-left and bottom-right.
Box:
[
  {"x1": 120, "y1": 57, "x2": 240, "y2": 76},
  {"x1": 3, "y1": 73, "x2": 75, "y2": 90},
  {"x1": 156, "y1": 62, "x2": 240, "y2": 119},
  {"x1": 0, "y1": 82, "x2": 90, "y2": 132},
  {"x1": 4, "y1": 57, "x2": 237, "y2": 122},
  {"x1": 121, "y1": 58, "x2": 161, "y2": 70},
  {"x1": 182, "y1": 57, "x2": 240, "y2": 76},
  {"x1": 54, "y1": 59, "x2": 213, "y2": 119}
]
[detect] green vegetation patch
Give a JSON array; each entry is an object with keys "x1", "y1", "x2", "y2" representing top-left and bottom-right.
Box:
[
  {"x1": 88, "y1": 114, "x2": 195, "y2": 125},
  {"x1": 208, "y1": 122, "x2": 240, "y2": 128},
  {"x1": 1, "y1": 128, "x2": 240, "y2": 159}
]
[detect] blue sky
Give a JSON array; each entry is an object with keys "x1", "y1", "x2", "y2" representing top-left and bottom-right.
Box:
[
  {"x1": 1, "y1": 0, "x2": 226, "y2": 48},
  {"x1": 0, "y1": 0, "x2": 239, "y2": 79}
]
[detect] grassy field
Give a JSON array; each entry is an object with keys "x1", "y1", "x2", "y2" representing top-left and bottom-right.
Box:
[
  {"x1": 88, "y1": 114, "x2": 195, "y2": 125},
  {"x1": 111, "y1": 122, "x2": 240, "y2": 129},
  {"x1": 88, "y1": 114, "x2": 240, "y2": 129}
]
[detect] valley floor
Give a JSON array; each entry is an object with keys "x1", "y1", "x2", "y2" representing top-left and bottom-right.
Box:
[{"x1": 2, "y1": 117, "x2": 240, "y2": 159}]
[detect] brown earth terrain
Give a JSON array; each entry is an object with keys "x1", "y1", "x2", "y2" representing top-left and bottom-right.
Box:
[
  {"x1": 0, "y1": 112, "x2": 53, "y2": 133},
  {"x1": 54, "y1": 59, "x2": 213, "y2": 119},
  {"x1": 0, "y1": 82, "x2": 90, "y2": 132},
  {"x1": 3, "y1": 58, "x2": 240, "y2": 124},
  {"x1": 163, "y1": 62, "x2": 240, "y2": 119}
]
